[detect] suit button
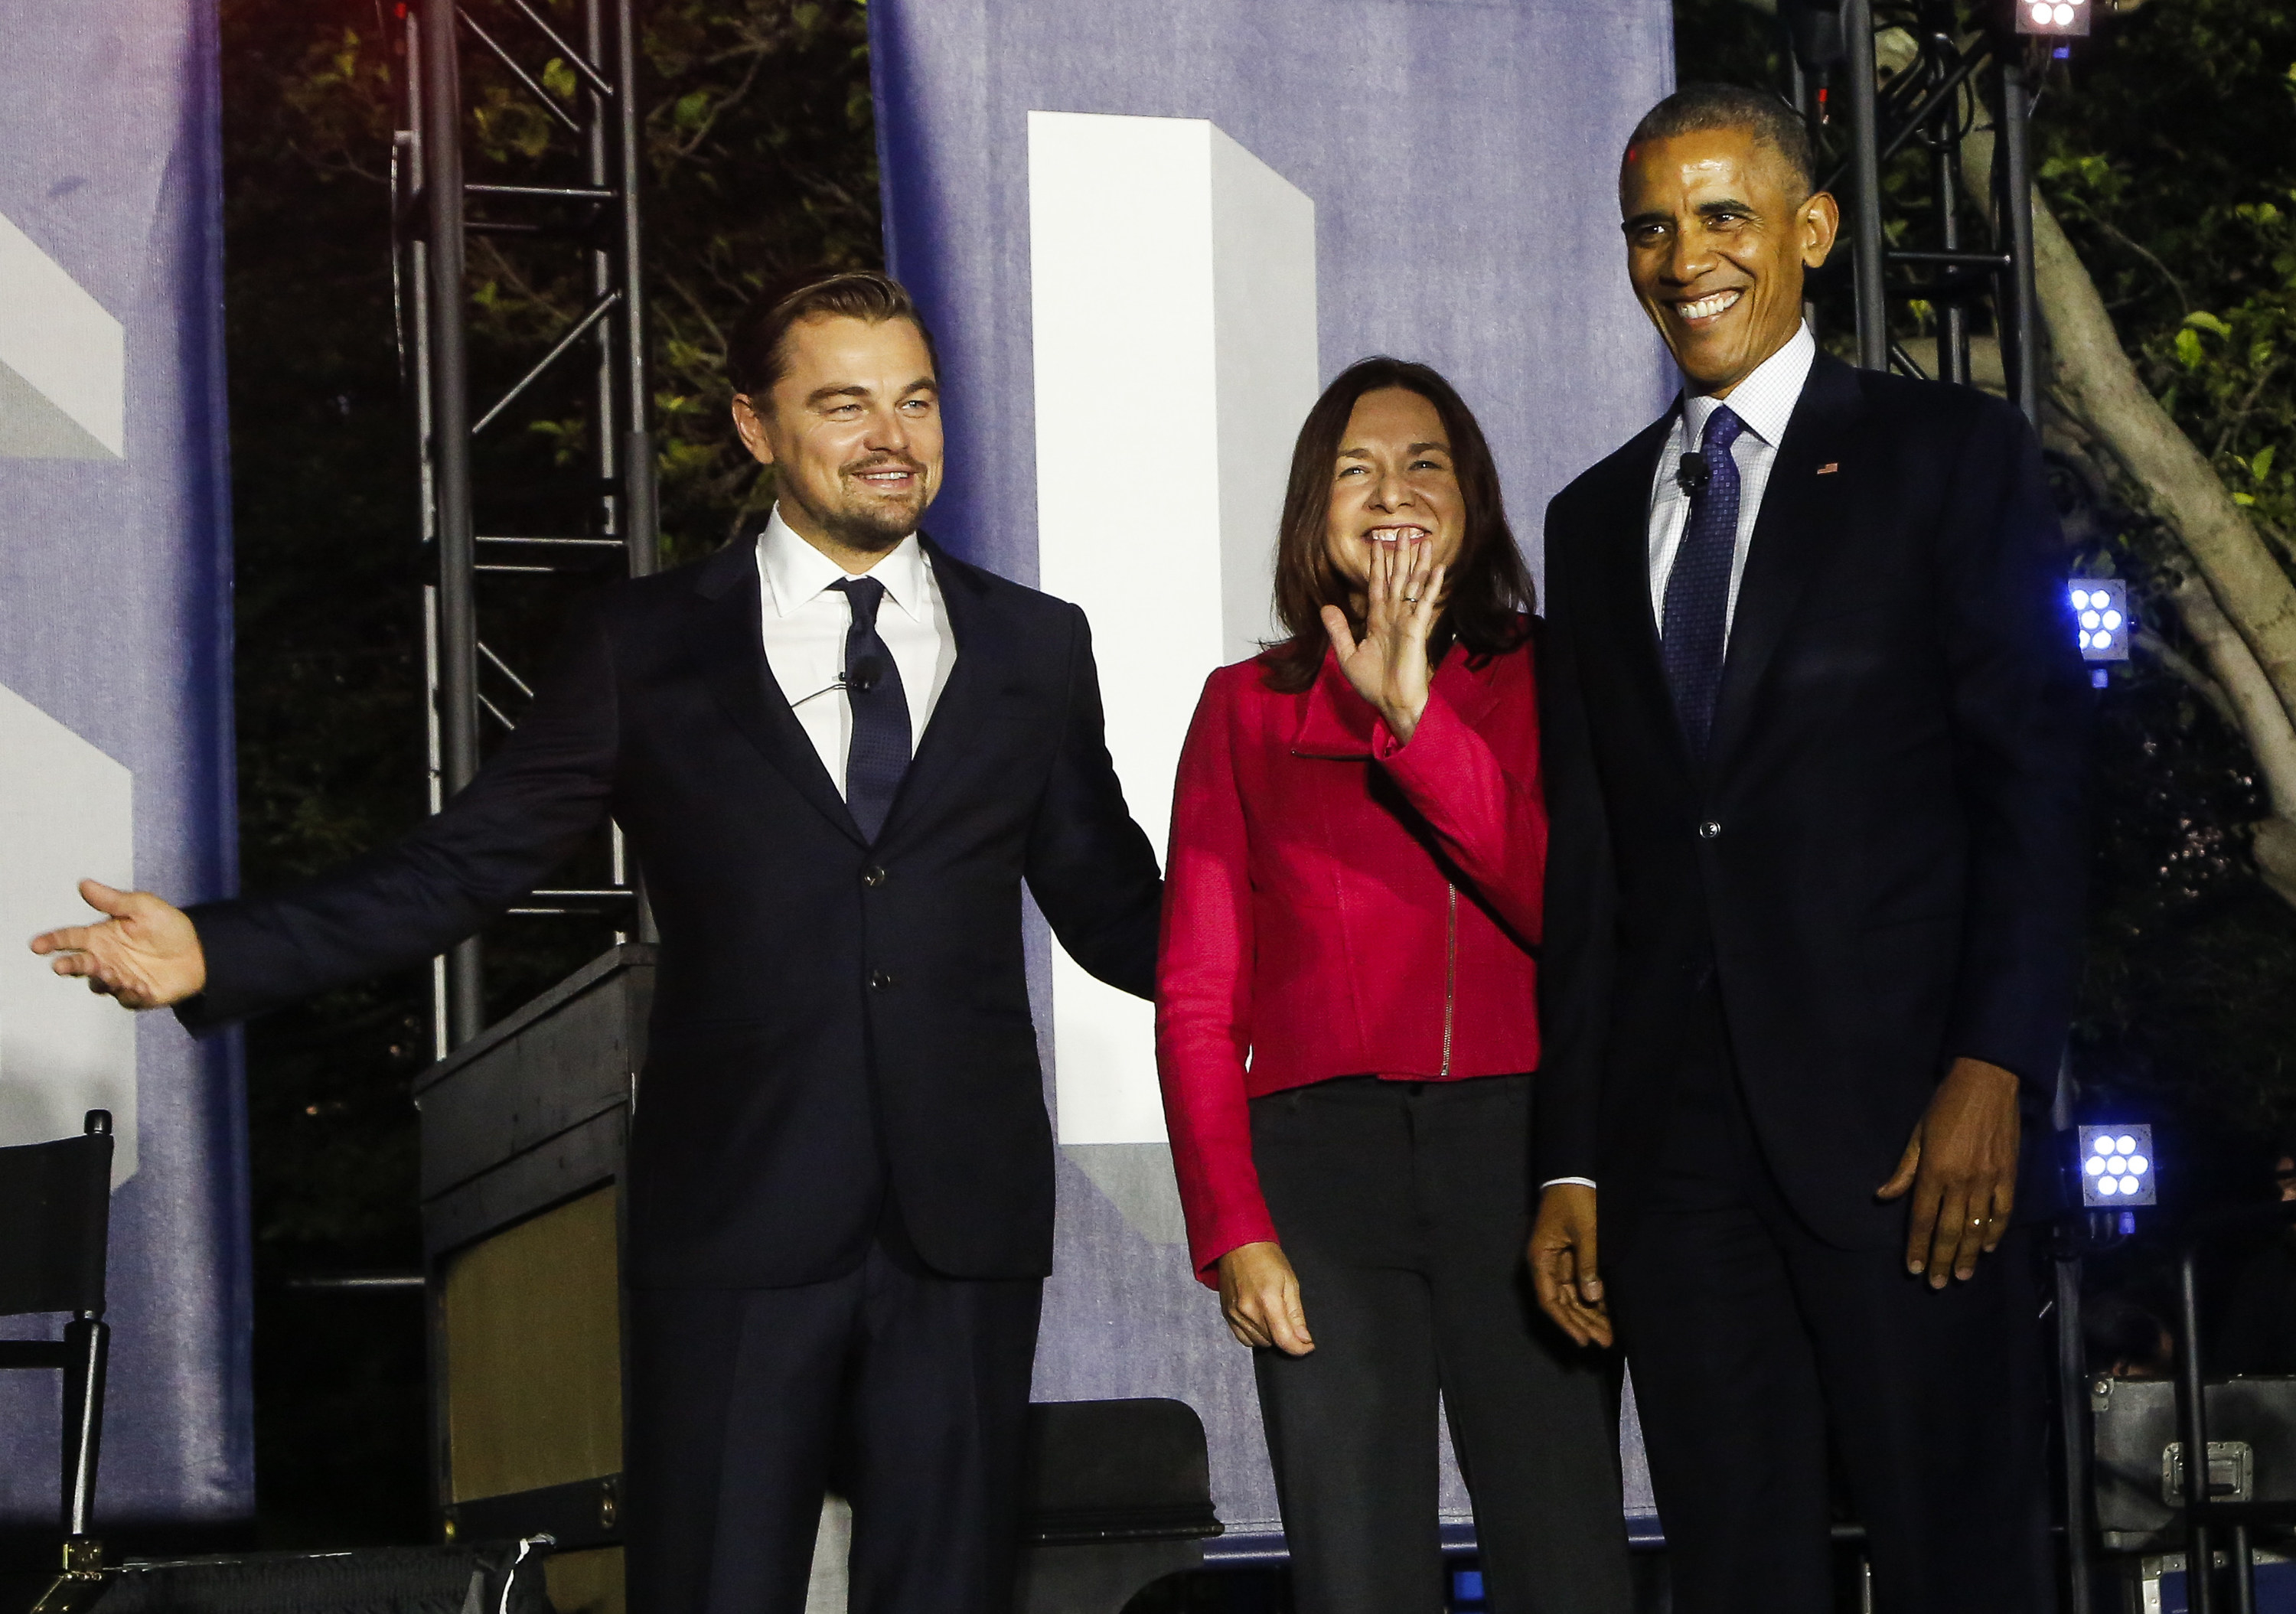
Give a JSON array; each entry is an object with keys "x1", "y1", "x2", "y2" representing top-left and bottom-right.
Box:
[
  {"x1": 863, "y1": 866, "x2": 888, "y2": 888},
  {"x1": 870, "y1": 970, "x2": 896, "y2": 990},
  {"x1": 1698, "y1": 820, "x2": 1722, "y2": 840}
]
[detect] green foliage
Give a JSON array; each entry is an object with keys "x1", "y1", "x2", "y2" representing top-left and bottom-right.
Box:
[{"x1": 2040, "y1": 2, "x2": 2296, "y2": 569}]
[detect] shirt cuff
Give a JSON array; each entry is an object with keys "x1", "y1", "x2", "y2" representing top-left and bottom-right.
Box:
[{"x1": 1541, "y1": 1177, "x2": 1597, "y2": 1190}]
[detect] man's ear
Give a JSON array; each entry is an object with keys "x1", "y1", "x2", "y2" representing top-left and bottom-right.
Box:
[
  {"x1": 731, "y1": 393, "x2": 777, "y2": 468},
  {"x1": 1801, "y1": 190, "x2": 1842, "y2": 269}
]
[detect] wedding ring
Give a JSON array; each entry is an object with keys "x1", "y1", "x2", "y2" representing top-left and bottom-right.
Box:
[{"x1": 1403, "y1": 593, "x2": 1419, "y2": 602}]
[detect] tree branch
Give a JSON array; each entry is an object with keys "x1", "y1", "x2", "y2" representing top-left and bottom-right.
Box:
[
  {"x1": 1961, "y1": 124, "x2": 2296, "y2": 730},
  {"x1": 2167, "y1": 571, "x2": 2296, "y2": 823},
  {"x1": 2088, "y1": 214, "x2": 2191, "y2": 318},
  {"x1": 2212, "y1": 357, "x2": 2282, "y2": 463},
  {"x1": 2135, "y1": 625, "x2": 2242, "y2": 732}
]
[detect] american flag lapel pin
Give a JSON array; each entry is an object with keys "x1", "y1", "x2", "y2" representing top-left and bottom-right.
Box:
[{"x1": 1816, "y1": 461, "x2": 1840, "y2": 475}]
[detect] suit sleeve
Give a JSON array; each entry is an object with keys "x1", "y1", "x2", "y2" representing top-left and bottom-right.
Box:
[
  {"x1": 1155, "y1": 667, "x2": 1278, "y2": 1282},
  {"x1": 177, "y1": 602, "x2": 621, "y2": 1031},
  {"x1": 1935, "y1": 401, "x2": 2090, "y2": 1096},
  {"x1": 1024, "y1": 604, "x2": 1163, "y2": 1001},
  {"x1": 1532, "y1": 502, "x2": 1619, "y2": 1187},
  {"x1": 1371, "y1": 644, "x2": 1546, "y2": 945}
]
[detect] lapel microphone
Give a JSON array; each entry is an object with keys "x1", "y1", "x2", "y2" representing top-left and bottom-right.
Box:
[
  {"x1": 1676, "y1": 451, "x2": 1711, "y2": 495},
  {"x1": 791, "y1": 659, "x2": 889, "y2": 708}
]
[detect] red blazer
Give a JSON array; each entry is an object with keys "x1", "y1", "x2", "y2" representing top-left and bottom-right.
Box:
[{"x1": 1156, "y1": 634, "x2": 1547, "y2": 1281}]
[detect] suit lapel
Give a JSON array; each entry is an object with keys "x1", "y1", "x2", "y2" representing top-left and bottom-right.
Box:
[
  {"x1": 877, "y1": 536, "x2": 994, "y2": 836},
  {"x1": 1583, "y1": 411, "x2": 1687, "y2": 765},
  {"x1": 693, "y1": 540, "x2": 866, "y2": 846},
  {"x1": 1292, "y1": 653, "x2": 1378, "y2": 757},
  {"x1": 1707, "y1": 356, "x2": 1867, "y2": 769},
  {"x1": 1289, "y1": 634, "x2": 1510, "y2": 761}
]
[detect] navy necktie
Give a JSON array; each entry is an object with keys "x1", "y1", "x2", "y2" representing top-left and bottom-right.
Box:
[
  {"x1": 830, "y1": 576, "x2": 911, "y2": 841},
  {"x1": 1659, "y1": 405, "x2": 1747, "y2": 757}
]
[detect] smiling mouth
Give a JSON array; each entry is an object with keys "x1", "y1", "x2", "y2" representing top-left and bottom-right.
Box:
[
  {"x1": 848, "y1": 461, "x2": 922, "y2": 492},
  {"x1": 1363, "y1": 523, "x2": 1430, "y2": 543},
  {"x1": 1672, "y1": 287, "x2": 1743, "y2": 325}
]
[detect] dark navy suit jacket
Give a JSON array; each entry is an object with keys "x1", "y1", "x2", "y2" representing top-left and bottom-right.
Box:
[
  {"x1": 1534, "y1": 356, "x2": 2089, "y2": 1250},
  {"x1": 183, "y1": 536, "x2": 1163, "y2": 1287}
]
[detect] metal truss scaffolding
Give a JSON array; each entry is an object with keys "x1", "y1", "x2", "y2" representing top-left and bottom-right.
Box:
[
  {"x1": 392, "y1": 0, "x2": 658, "y2": 1055},
  {"x1": 1788, "y1": 0, "x2": 2046, "y2": 424}
]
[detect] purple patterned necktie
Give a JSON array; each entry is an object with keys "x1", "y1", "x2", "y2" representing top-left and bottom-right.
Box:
[
  {"x1": 1659, "y1": 405, "x2": 1746, "y2": 758},
  {"x1": 830, "y1": 576, "x2": 910, "y2": 841}
]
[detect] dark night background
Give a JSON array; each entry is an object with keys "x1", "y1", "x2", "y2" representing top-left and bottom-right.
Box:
[{"x1": 211, "y1": 0, "x2": 2296, "y2": 1554}]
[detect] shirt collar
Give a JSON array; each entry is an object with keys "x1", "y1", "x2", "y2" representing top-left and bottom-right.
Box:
[
  {"x1": 1679, "y1": 321, "x2": 1816, "y2": 451},
  {"x1": 757, "y1": 504, "x2": 931, "y2": 622}
]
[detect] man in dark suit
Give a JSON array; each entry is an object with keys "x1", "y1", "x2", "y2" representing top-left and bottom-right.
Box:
[
  {"x1": 1526, "y1": 86, "x2": 2089, "y2": 1611},
  {"x1": 30, "y1": 271, "x2": 1163, "y2": 1614}
]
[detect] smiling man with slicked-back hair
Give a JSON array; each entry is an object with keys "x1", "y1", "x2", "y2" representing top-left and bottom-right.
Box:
[
  {"x1": 31, "y1": 269, "x2": 1164, "y2": 1614},
  {"x1": 1525, "y1": 85, "x2": 2090, "y2": 1611}
]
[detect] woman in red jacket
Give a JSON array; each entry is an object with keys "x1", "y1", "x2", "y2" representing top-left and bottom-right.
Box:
[{"x1": 1158, "y1": 358, "x2": 1630, "y2": 1613}]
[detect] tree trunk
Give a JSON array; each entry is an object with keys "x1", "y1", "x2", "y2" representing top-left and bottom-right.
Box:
[
  {"x1": 1955, "y1": 121, "x2": 2296, "y2": 908},
  {"x1": 2169, "y1": 573, "x2": 2296, "y2": 824},
  {"x1": 2025, "y1": 187, "x2": 2296, "y2": 722}
]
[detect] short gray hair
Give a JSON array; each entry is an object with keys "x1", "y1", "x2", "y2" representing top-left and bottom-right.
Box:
[{"x1": 1625, "y1": 83, "x2": 1815, "y2": 199}]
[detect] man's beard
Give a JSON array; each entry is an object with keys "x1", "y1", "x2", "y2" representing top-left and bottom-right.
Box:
[{"x1": 799, "y1": 454, "x2": 929, "y2": 553}]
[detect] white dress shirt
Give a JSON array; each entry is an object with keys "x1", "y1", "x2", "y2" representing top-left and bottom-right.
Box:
[
  {"x1": 1543, "y1": 327, "x2": 1818, "y2": 1197},
  {"x1": 756, "y1": 505, "x2": 957, "y2": 795},
  {"x1": 1645, "y1": 321, "x2": 1818, "y2": 644}
]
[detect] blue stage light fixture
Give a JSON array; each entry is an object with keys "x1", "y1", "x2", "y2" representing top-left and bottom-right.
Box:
[
  {"x1": 2078, "y1": 1124, "x2": 2156, "y2": 1208},
  {"x1": 2070, "y1": 580, "x2": 2130, "y2": 690},
  {"x1": 2017, "y1": 0, "x2": 2090, "y2": 36}
]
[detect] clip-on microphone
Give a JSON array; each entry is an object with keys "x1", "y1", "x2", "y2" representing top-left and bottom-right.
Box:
[
  {"x1": 791, "y1": 657, "x2": 887, "y2": 709},
  {"x1": 1676, "y1": 451, "x2": 1712, "y2": 496}
]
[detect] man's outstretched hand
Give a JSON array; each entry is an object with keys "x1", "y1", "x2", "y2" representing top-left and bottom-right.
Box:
[
  {"x1": 1876, "y1": 1056, "x2": 2022, "y2": 1290},
  {"x1": 28, "y1": 880, "x2": 207, "y2": 1010}
]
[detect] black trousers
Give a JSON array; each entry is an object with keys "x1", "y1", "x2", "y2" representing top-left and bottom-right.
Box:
[
  {"x1": 625, "y1": 1239, "x2": 1042, "y2": 1614},
  {"x1": 1606, "y1": 1001, "x2": 2053, "y2": 1614},
  {"x1": 1250, "y1": 1075, "x2": 1635, "y2": 1614}
]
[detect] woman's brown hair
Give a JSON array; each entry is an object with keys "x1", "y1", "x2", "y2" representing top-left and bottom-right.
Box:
[{"x1": 1262, "y1": 357, "x2": 1534, "y2": 693}]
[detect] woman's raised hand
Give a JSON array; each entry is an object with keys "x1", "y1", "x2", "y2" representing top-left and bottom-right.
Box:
[
  {"x1": 1320, "y1": 536, "x2": 1445, "y2": 745},
  {"x1": 1215, "y1": 1241, "x2": 1314, "y2": 1356}
]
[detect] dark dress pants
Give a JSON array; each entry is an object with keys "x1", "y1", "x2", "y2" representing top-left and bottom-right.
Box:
[
  {"x1": 1606, "y1": 1000, "x2": 2053, "y2": 1614},
  {"x1": 626, "y1": 1236, "x2": 1042, "y2": 1614},
  {"x1": 1250, "y1": 1075, "x2": 1635, "y2": 1614}
]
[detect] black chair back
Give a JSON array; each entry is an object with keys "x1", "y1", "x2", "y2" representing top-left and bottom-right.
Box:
[{"x1": 0, "y1": 1112, "x2": 113, "y2": 1318}]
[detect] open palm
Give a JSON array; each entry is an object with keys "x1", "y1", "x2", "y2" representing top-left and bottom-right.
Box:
[
  {"x1": 28, "y1": 879, "x2": 207, "y2": 1009},
  {"x1": 1322, "y1": 536, "x2": 1446, "y2": 744}
]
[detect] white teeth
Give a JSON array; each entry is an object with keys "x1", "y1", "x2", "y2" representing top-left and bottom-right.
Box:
[
  {"x1": 1365, "y1": 526, "x2": 1429, "y2": 542},
  {"x1": 1678, "y1": 289, "x2": 1741, "y2": 321}
]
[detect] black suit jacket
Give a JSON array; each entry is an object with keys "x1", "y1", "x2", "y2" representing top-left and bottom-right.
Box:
[
  {"x1": 1534, "y1": 356, "x2": 2089, "y2": 1250},
  {"x1": 183, "y1": 537, "x2": 1163, "y2": 1287}
]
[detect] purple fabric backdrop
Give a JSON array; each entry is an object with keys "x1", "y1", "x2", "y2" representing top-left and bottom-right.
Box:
[{"x1": 0, "y1": 0, "x2": 249, "y2": 1527}]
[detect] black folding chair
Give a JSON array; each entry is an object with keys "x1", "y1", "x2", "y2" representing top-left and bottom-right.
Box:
[{"x1": 0, "y1": 1110, "x2": 115, "y2": 1585}]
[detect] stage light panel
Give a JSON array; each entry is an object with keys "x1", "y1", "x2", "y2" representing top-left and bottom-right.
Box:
[
  {"x1": 2017, "y1": 0, "x2": 2090, "y2": 35},
  {"x1": 2069, "y1": 579, "x2": 2130, "y2": 663},
  {"x1": 2078, "y1": 1124, "x2": 2156, "y2": 1207}
]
